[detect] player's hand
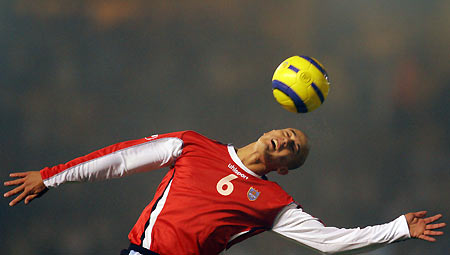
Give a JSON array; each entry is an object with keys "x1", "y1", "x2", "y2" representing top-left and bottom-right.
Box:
[
  {"x1": 4, "y1": 171, "x2": 48, "y2": 206},
  {"x1": 405, "y1": 211, "x2": 446, "y2": 242}
]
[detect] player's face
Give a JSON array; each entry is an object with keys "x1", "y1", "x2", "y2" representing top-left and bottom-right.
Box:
[{"x1": 256, "y1": 128, "x2": 309, "y2": 174}]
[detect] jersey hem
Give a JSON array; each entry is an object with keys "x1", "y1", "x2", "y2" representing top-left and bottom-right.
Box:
[{"x1": 121, "y1": 243, "x2": 160, "y2": 255}]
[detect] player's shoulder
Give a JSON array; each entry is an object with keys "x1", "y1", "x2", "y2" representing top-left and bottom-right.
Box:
[
  {"x1": 146, "y1": 130, "x2": 225, "y2": 147},
  {"x1": 180, "y1": 130, "x2": 203, "y2": 138},
  {"x1": 180, "y1": 130, "x2": 225, "y2": 145},
  {"x1": 262, "y1": 179, "x2": 294, "y2": 203},
  {"x1": 266, "y1": 180, "x2": 289, "y2": 194},
  {"x1": 144, "y1": 130, "x2": 198, "y2": 139}
]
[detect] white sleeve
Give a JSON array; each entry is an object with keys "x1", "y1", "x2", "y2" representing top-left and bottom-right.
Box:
[
  {"x1": 271, "y1": 203, "x2": 411, "y2": 254},
  {"x1": 41, "y1": 137, "x2": 183, "y2": 188}
]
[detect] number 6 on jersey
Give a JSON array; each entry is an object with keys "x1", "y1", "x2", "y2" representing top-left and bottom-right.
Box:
[{"x1": 216, "y1": 174, "x2": 238, "y2": 196}]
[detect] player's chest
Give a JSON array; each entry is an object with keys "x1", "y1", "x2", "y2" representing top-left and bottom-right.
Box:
[{"x1": 173, "y1": 153, "x2": 273, "y2": 208}]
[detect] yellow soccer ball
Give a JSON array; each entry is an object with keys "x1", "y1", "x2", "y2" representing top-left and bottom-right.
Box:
[{"x1": 272, "y1": 56, "x2": 330, "y2": 113}]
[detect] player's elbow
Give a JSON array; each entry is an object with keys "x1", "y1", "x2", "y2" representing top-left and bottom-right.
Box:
[
  {"x1": 318, "y1": 250, "x2": 343, "y2": 255},
  {"x1": 313, "y1": 245, "x2": 345, "y2": 255},
  {"x1": 320, "y1": 251, "x2": 338, "y2": 255},
  {"x1": 317, "y1": 249, "x2": 336, "y2": 255}
]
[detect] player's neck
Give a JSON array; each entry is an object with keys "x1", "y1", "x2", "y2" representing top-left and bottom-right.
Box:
[{"x1": 236, "y1": 143, "x2": 269, "y2": 176}]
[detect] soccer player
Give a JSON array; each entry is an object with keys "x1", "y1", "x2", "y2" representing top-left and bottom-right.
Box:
[{"x1": 4, "y1": 129, "x2": 446, "y2": 254}]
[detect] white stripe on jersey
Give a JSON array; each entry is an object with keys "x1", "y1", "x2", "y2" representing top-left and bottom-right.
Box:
[
  {"x1": 228, "y1": 229, "x2": 250, "y2": 244},
  {"x1": 142, "y1": 178, "x2": 174, "y2": 250}
]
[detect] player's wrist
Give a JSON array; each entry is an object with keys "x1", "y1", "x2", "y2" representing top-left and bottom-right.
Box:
[{"x1": 398, "y1": 215, "x2": 412, "y2": 239}]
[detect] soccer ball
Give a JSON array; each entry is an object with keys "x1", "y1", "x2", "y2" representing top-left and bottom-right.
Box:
[{"x1": 272, "y1": 56, "x2": 330, "y2": 113}]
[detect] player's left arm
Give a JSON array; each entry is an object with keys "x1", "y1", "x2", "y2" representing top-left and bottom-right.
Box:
[{"x1": 271, "y1": 203, "x2": 445, "y2": 254}]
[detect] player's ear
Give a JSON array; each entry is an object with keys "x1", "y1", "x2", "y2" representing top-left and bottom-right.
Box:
[{"x1": 276, "y1": 168, "x2": 289, "y2": 175}]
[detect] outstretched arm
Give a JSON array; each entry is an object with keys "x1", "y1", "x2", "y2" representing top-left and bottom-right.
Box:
[
  {"x1": 271, "y1": 204, "x2": 445, "y2": 254},
  {"x1": 39, "y1": 136, "x2": 183, "y2": 188},
  {"x1": 4, "y1": 135, "x2": 183, "y2": 206},
  {"x1": 4, "y1": 171, "x2": 48, "y2": 206}
]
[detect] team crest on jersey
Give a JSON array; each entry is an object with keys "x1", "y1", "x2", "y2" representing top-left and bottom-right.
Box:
[{"x1": 247, "y1": 187, "x2": 260, "y2": 201}]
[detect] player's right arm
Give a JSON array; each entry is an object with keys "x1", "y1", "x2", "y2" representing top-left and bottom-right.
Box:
[
  {"x1": 271, "y1": 203, "x2": 445, "y2": 254},
  {"x1": 4, "y1": 135, "x2": 183, "y2": 206}
]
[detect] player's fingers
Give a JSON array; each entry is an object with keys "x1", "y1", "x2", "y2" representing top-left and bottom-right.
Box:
[
  {"x1": 9, "y1": 172, "x2": 28, "y2": 178},
  {"x1": 413, "y1": 211, "x2": 427, "y2": 218},
  {"x1": 24, "y1": 194, "x2": 38, "y2": 205},
  {"x1": 9, "y1": 191, "x2": 28, "y2": 206},
  {"x1": 424, "y1": 214, "x2": 442, "y2": 224},
  {"x1": 418, "y1": 234, "x2": 436, "y2": 242},
  {"x1": 426, "y1": 222, "x2": 446, "y2": 230},
  {"x1": 4, "y1": 178, "x2": 25, "y2": 186},
  {"x1": 3, "y1": 184, "x2": 25, "y2": 198},
  {"x1": 424, "y1": 230, "x2": 444, "y2": 236}
]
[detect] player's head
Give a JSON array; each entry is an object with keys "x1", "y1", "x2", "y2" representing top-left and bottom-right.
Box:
[{"x1": 256, "y1": 128, "x2": 310, "y2": 175}]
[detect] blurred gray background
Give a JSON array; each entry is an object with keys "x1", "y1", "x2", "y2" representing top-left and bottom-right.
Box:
[{"x1": 1, "y1": 0, "x2": 449, "y2": 254}]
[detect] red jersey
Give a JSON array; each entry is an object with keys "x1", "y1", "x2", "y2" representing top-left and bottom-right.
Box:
[{"x1": 128, "y1": 131, "x2": 293, "y2": 254}]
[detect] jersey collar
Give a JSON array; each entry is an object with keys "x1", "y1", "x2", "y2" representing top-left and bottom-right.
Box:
[{"x1": 227, "y1": 144, "x2": 262, "y2": 179}]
